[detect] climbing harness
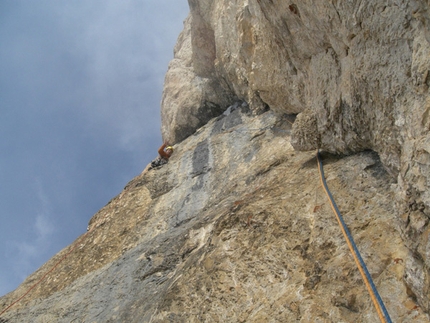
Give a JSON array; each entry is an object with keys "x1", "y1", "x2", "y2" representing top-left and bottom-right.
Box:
[{"x1": 316, "y1": 150, "x2": 392, "y2": 323}]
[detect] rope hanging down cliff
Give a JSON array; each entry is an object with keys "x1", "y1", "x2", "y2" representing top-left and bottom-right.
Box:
[{"x1": 316, "y1": 150, "x2": 392, "y2": 323}]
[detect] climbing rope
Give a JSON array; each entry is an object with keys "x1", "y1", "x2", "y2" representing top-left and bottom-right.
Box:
[
  {"x1": 0, "y1": 125, "x2": 393, "y2": 322},
  {"x1": 316, "y1": 150, "x2": 392, "y2": 323}
]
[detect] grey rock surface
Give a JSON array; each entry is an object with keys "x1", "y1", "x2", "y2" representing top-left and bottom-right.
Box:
[
  {"x1": 160, "y1": 0, "x2": 430, "y2": 312},
  {"x1": 1, "y1": 108, "x2": 428, "y2": 322},
  {"x1": 2, "y1": 1, "x2": 430, "y2": 322}
]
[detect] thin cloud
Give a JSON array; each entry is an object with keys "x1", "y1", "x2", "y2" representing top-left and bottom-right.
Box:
[
  {"x1": 8, "y1": 180, "x2": 56, "y2": 282},
  {"x1": 5, "y1": 222, "x2": 52, "y2": 286},
  {"x1": 34, "y1": 179, "x2": 55, "y2": 240}
]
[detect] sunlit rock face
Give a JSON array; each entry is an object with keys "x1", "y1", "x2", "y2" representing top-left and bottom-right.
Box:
[
  {"x1": 2, "y1": 107, "x2": 429, "y2": 322},
  {"x1": 161, "y1": 1, "x2": 430, "y2": 309},
  {"x1": 2, "y1": 1, "x2": 430, "y2": 322}
]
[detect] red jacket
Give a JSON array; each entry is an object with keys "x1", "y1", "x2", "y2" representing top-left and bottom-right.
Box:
[{"x1": 158, "y1": 143, "x2": 173, "y2": 159}]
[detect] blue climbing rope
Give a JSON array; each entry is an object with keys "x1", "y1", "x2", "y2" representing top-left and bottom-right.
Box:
[{"x1": 317, "y1": 150, "x2": 392, "y2": 323}]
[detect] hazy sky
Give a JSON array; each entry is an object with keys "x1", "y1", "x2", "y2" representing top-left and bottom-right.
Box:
[{"x1": 0, "y1": 0, "x2": 189, "y2": 296}]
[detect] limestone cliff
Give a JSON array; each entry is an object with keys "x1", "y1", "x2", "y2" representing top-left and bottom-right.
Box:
[
  {"x1": 1, "y1": 1, "x2": 430, "y2": 322},
  {"x1": 161, "y1": 0, "x2": 430, "y2": 317}
]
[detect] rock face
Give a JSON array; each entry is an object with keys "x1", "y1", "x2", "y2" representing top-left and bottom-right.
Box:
[
  {"x1": 2, "y1": 1, "x2": 430, "y2": 322},
  {"x1": 1, "y1": 107, "x2": 429, "y2": 322},
  {"x1": 160, "y1": 0, "x2": 430, "y2": 315}
]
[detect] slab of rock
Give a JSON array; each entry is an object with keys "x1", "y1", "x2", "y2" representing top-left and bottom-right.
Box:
[
  {"x1": 1, "y1": 108, "x2": 428, "y2": 322},
  {"x1": 3, "y1": 1, "x2": 430, "y2": 321},
  {"x1": 160, "y1": 1, "x2": 430, "y2": 310}
]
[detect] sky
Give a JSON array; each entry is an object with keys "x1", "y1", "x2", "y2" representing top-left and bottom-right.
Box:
[{"x1": 0, "y1": 0, "x2": 189, "y2": 297}]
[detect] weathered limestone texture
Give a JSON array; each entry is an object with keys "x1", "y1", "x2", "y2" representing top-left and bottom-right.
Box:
[
  {"x1": 2, "y1": 1, "x2": 430, "y2": 322},
  {"x1": 160, "y1": 14, "x2": 235, "y2": 145},
  {"x1": 1, "y1": 108, "x2": 428, "y2": 322},
  {"x1": 160, "y1": 0, "x2": 430, "y2": 312}
]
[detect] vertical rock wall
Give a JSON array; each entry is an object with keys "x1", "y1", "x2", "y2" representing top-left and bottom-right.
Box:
[
  {"x1": 2, "y1": 108, "x2": 429, "y2": 322},
  {"x1": 3, "y1": 1, "x2": 430, "y2": 321},
  {"x1": 161, "y1": 0, "x2": 430, "y2": 310}
]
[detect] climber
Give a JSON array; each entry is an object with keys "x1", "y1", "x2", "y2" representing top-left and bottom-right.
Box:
[{"x1": 149, "y1": 142, "x2": 174, "y2": 170}]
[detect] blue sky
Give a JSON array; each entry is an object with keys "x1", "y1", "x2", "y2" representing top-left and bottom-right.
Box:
[{"x1": 0, "y1": 0, "x2": 189, "y2": 296}]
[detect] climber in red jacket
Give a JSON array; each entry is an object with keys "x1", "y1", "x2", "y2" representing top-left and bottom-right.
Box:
[{"x1": 149, "y1": 142, "x2": 174, "y2": 169}]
